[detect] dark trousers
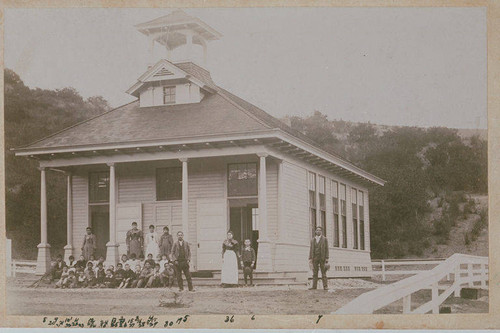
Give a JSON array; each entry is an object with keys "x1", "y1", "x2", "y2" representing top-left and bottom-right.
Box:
[
  {"x1": 243, "y1": 262, "x2": 253, "y2": 285},
  {"x1": 176, "y1": 260, "x2": 193, "y2": 291},
  {"x1": 312, "y1": 258, "x2": 328, "y2": 289}
]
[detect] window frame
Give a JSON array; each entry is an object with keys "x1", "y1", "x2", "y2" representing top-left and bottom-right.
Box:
[
  {"x1": 156, "y1": 167, "x2": 183, "y2": 201},
  {"x1": 352, "y1": 187, "x2": 359, "y2": 249},
  {"x1": 89, "y1": 171, "x2": 110, "y2": 204},
  {"x1": 163, "y1": 86, "x2": 176, "y2": 105},
  {"x1": 227, "y1": 162, "x2": 258, "y2": 198},
  {"x1": 339, "y1": 183, "x2": 347, "y2": 248},
  {"x1": 332, "y1": 180, "x2": 340, "y2": 247},
  {"x1": 359, "y1": 191, "x2": 365, "y2": 250}
]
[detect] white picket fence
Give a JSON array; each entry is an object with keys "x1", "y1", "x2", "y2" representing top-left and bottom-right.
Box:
[
  {"x1": 372, "y1": 258, "x2": 447, "y2": 281},
  {"x1": 336, "y1": 253, "x2": 488, "y2": 314}
]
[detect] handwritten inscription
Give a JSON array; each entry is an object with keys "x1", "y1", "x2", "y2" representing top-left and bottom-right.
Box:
[{"x1": 42, "y1": 315, "x2": 189, "y2": 328}]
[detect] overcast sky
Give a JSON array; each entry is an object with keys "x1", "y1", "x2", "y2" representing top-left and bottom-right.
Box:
[{"x1": 4, "y1": 7, "x2": 486, "y2": 129}]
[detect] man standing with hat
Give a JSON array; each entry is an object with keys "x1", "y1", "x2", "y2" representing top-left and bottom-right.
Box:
[{"x1": 309, "y1": 226, "x2": 329, "y2": 290}]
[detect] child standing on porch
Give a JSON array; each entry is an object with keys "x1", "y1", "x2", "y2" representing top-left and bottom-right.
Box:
[
  {"x1": 240, "y1": 239, "x2": 256, "y2": 286},
  {"x1": 145, "y1": 225, "x2": 160, "y2": 260},
  {"x1": 81, "y1": 227, "x2": 97, "y2": 261}
]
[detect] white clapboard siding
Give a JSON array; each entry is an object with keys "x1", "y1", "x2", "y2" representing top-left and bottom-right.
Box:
[
  {"x1": 72, "y1": 174, "x2": 88, "y2": 258},
  {"x1": 282, "y1": 161, "x2": 309, "y2": 244},
  {"x1": 196, "y1": 198, "x2": 227, "y2": 270},
  {"x1": 116, "y1": 203, "x2": 142, "y2": 257},
  {"x1": 118, "y1": 172, "x2": 154, "y2": 203}
]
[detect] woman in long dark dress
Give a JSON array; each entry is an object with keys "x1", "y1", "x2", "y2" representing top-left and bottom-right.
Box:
[
  {"x1": 221, "y1": 231, "x2": 239, "y2": 287},
  {"x1": 126, "y1": 221, "x2": 143, "y2": 257}
]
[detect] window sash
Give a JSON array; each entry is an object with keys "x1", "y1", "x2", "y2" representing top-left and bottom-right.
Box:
[
  {"x1": 342, "y1": 216, "x2": 347, "y2": 248},
  {"x1": 227, "y1": 163, "x2": 258, "y2": 197},
  {"x1": 163, "y1": 86, "x2": 176, "y2": 104},
  {"x1": 360, "y1": 220, "x2": 365, "y2": 250},
  {"x1": 156, "y1": 167, "x2": 182, "y2": 201},
  {"x1": 333, "y1": 215, "x2": 340, "y2": 247},
  {"x1": 89, "y1": 171, "x2": 110, "y2": 203}
]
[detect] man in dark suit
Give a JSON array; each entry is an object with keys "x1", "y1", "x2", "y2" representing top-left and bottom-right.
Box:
[
  {"x1": 171, "y1": 231, "x2": 194, "y2": 291},
  {"x1": 309, "y1": 226, "x2": 329, "y2": 290}
]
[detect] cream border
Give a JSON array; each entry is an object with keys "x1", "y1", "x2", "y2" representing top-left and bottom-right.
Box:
[{"x1": 0, "y1": 0, "x2": 497, "y2": 329}]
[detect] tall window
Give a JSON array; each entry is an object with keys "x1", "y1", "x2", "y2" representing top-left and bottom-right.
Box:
[
  {"x1": 308, "y1": 172, "x2": 317, "y2": 236},
  {"x1": 340, "y1": 183, "x2": 347, "y2": 248},
  {"x1": 163, "y1": 86, "x2": 176, "y2": 104},
  {"x1": 359, "y1": 191, "x2": 365, "y2": 250},
  {"x1": 318, "y1": 175, "x2": 326, "y2": 233},
  {"x1": 332, "y1": 180, "x2": 340, "y2": 247},
  {"x1": 89, "y1": 171, "x2": 109, "y2": 203},
  {"x1": 228, "y1": 163, "x2": 257, "y2": 197},
  {"x1": 156, "y1": 167, "x2": 182, "y2": 201},
  {"x1": 352, "y1": 188, "x2": 359, "y2": 249}
]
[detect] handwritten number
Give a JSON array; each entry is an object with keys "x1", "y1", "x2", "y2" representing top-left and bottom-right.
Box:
[
  {"x1": 224, "y1": 315, "x2": 235, "y2": 323},
  {"x1": 316, "y1": 315, "x2": 323, "y2": 324},
  {"x1": 251, "y1": 315, "x2": 255, "y2": 320}
]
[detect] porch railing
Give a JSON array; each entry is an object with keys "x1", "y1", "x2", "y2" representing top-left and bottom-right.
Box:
[
  {"x1": 335, "y1": 253, "x2": 488, "y2": 314},
  {"x1": 371, "y1": 257, "x2": 447, "y2": 281}
]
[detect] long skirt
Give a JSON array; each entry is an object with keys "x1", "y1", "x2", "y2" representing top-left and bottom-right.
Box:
[
  {"x1": 221, "y1": 251, "x2": 239, "y2": 285},
  {"x1": 128, "y1": 239, "x2": 142, "y2": 257}
]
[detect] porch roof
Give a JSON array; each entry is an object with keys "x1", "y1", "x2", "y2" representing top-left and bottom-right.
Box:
[{"x1": 13, "y1": 61, "x2": 386, "y2": 187}]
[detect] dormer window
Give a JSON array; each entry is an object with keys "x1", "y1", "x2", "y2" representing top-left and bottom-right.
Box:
[{"x1": 163, "y1": 86, "x2": 176, "y2": 104}]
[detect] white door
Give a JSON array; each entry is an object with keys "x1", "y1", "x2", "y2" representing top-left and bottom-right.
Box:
[{"x1": 196, "y1": 198, "x2": 227, "y2": 270}]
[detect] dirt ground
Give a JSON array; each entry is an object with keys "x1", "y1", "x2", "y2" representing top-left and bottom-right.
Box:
[{"x1": 6, "y1": 285, "x2": 373, "y2": 316}]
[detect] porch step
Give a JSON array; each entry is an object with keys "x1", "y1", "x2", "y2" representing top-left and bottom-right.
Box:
[
  {"x1": 191, "y1": 276, "x2": 305, "y2": 286},
  {"x1": 211, "y1": 270, "x2": 307, "y2": 279}
]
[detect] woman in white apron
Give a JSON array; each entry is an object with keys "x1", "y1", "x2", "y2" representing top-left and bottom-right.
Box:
[
  {"x1": 221, "y1": 231, "x2": 240, "y2": 287},
  {"x1": 145, "y1": 225, "x2": 160, "y2": 260}
]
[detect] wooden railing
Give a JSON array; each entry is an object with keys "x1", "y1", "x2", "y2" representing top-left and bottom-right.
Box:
[
  {"x1": 371, "y1": 258, "x2": 447, "y2": 281},
  {"x1": 9, "y1": 260, "x2": 37, "y2": 277},
  {"x1": 335, "y1": 254, "x2": 488, "y2": 314}
]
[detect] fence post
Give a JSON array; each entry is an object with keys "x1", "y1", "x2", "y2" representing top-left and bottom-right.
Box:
[
  {"x1": 454, "y1": 264, "x2": 461, "y2": 297},
  {"x1": 6, "y1": 239, "x2": 12, "y2": 277},
  {"x1": 467, "y1": 263, "x2": 473, "y2": 287},
  {"x1": 381, "y1": 260, "x2": 386, "y2": 282},
  {"x1": 12, "y1": 260, "x2": 16, "y2": 278},
  {"x1": 403, "y1": 294, "x2": 411, "y2": 314},
  {"x1": 480, "y1": 263, "x2": 486, "y2": 288},
  {"x1": 431, "y1": 282, "x2": 439, "y2": 314}
]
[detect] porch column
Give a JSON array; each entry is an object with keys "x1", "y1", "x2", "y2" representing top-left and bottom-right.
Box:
[
  {"x1": 63, "y1": 172, "x2": 73, "y2": 262},
  {"x1": 36, "y1": 167, "x2": 51, "y2": 275},
  {"x1": 180, "y1": 158, "x2": 189, "y2": 239},
  {"x1": 105, "y1": 163, "x2": 119, "y2": 266},
  {"x1": 277, "y1": 160, "x2": 285, "y2": 241},
  {"x1": 257, "y1": 153, "x2": 273, "y2": 271}
]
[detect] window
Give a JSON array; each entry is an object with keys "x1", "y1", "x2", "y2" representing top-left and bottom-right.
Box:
[
  {"x1": 308, "y1": 172, "x2": 316, "y2": 236},
  {"x1": 359, "y1": 191, "x2": 365, "y2": 250},
  {"x1": 319, "y1": 176, "x2": 326, "y2": 233},
  {"x1": 163, "y1": 86, "x2": 176, "y2": 104},
  {"x1": 156, "y1": 167, "x2": 182, "y2": 201},
  {"x1": 228, "y1": 163, "x2": 257, "y2": 197},
  {"x1": 340, "y1": 183, "x2": 347, "y2": 248},
  {"x1": 352, "y1": 188, "x2": 359, "y2": 249},
  {"x1": 89, "y1": 171, "x2": 109, "y2": 203},
  {"x1": 332, "y1": 180, "x2": 340, "y2": 247}
]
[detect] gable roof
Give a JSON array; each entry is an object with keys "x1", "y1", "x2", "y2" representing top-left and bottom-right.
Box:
[{"x1": 14, "y1": 60, "x2": 385, "y2": 186}]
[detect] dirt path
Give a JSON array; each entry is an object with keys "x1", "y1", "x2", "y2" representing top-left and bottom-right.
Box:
[{"x1": 6, "y1": 285, "x2": 373, "y2": 316}]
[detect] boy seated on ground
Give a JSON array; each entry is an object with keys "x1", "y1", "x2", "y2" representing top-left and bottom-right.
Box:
[
  {"x1": 159, "y1": 254, "x2": 169, "y2": 269},
  {"x1": 120, "y1": 254, "x2": 128, "y2": 267},
  {"x1": 138, "y1": 254, "x2": 145, "y2": 267},
  {"x1": 104, "y1": 269, "x2": 115, "y2": 288},
  {"x1": 89, "y1": 255, "x2": 98, "y2": 267},
  {"x1": 240, "y1": 239, "x2": 256, "y2": 286},
  {"x1": 118, "y1": 263, "x2": 135, "y2": 289},
  {"x1": 95, "y1": 263, "x2": 106, "y2": 287},
  {"x1": 75, "y1": 255, "x2": 87, "y2": 271},
  {"x1": 161, "y1": 261, "x2": 175, "y2": 288},
  {"x1": 65, "y1": 270, "x2": 78, "y2": 288},
  {"x1": 135, "y1": 262, "x2": 154, "y2": 288},
  {"x1": 84, "y1": 262, "x2": 96, "y2": 288},
  {"x1": 146, "y1": 263, "x2": 163, "y2": 288},
  {"x1": 94, "y1": 257, "x2": 105, "y2": 272},
  {"x1": 145, "y1": 253, "x2": 156, "y2": 268},
  {"x1": 66, "y1": 255, "x2": 76, "y2": 268},
  {"x1": 55, "y1": 266, "x2": 69, "y2": 288},
  {"x1": 129, "y1": 264, "x2": 143, "y2": 288},
  {"x1": 50, "y1": 255, "x2": 67, "y2": 282},
  {"x1": 77, "y1": 270, "x2": 87, "y2": 288},
  {"x1": 114, "y1": 263, "x2": 125, "y2": 287}
]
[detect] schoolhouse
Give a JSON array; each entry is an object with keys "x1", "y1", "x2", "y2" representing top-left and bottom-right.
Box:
[{"x1": 14, "y1": 10, "x2": 385, "y2": 278}]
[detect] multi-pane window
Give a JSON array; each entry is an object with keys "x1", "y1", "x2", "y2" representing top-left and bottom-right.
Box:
[
  {"x1": 228, "y1": 163, "x2": 257, "y2": 197},
  {"x1": 308, "y1": 172, "x2": 317, "y2": 236},
  {"x1": 359, "y1": 191, "x2": 365, "y2": 250},
  {"x1": 332, "y1": 180, "x2": 340, "y2": 247},
  {"x1": 352, "y1": 188, "x2": 359, "y2": 249},
  {"x1": 89, "y1": 171, "x2": 109, "y2": 203},
  {"x1": 163, "y1": 86, "x2": 176, "y2": 104},
  {"x1": 318, "y1": 176, "x2": 326, "y2": 233},
  {"x1": 156, "y1": 167, "x2": 182, "y2": 201},
  {"x1": 340, "y1": 183, "x2": 347, "y2": 248}
]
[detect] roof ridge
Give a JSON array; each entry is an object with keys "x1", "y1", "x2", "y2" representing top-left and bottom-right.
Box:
[{"x1": 14, "y1": 100, "x2": 139, "y2": 150}]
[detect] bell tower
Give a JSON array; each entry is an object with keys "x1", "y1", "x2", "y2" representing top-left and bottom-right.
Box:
[{"x1": 135, "y1": 10, "x2": 222, "y2": 68}]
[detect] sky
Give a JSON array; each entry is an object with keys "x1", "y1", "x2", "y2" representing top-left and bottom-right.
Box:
[{"x1": 4, "y1": 7, "x2": 487, "y2": 129}]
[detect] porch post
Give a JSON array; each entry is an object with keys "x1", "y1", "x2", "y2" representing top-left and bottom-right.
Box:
[
  {"x1": 277, "y1": 160, "x2": 285, "y2": 241},
  {"x1": 180, "y1": 158, "x2": 189, "y2": 239},
  {"x1": 63, "y1": 172, "x2": 73, "y2": 262},
  {"x1": 257, "y1": 153, "x2": 273, "y2": 271},
  {"x1": 36, "y1": 167, "x2": 51, "y2": 275},
  {"x1": 105, "y1": 163, "x2": 119, "y2": 266}
]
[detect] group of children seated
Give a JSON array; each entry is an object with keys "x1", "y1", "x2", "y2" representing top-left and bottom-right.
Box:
[{"x1": 54, "y1": 253, "x2": 176, "y2": 289}]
